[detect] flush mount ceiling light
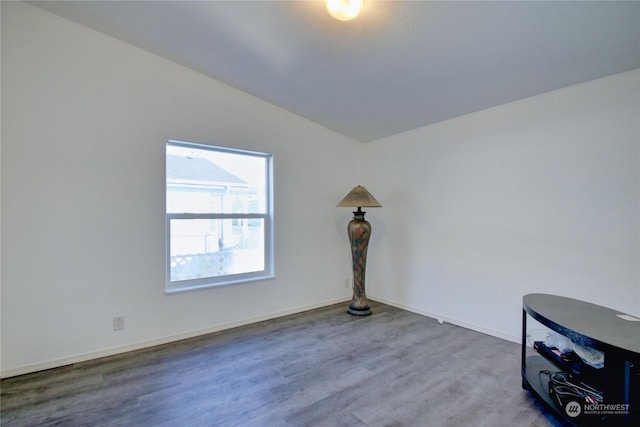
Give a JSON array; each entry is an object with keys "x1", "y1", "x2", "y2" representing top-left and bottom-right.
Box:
[{"x1": 326, "y1": 0, "x2": 364, "y2": 21}]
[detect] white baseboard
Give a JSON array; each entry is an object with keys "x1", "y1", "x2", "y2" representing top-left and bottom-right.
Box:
[
  {"x1": 2, "y1": 296, "x2": 520, "y2": 378},
  {"x1": 1, "y1": 297, "x2": 349, "y2": 379},
  {"x1": 369, "y1": 295, "x2": 521, "y2": 344}
]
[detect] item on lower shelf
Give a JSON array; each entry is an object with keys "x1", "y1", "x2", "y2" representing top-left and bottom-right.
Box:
[
  {"x1": 544, "y1": 371, "x2": 603, "y2": 408},
  {"x1": 545, "y1": 331, "x2": 605, "y2": 369},
  {"x1": 534, "y1": 341, "x2": 604, "y2": 388}
]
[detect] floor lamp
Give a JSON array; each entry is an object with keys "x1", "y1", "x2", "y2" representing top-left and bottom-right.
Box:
[{"x1": 337, "y1": 185, "x2": 382, "y2": 316}]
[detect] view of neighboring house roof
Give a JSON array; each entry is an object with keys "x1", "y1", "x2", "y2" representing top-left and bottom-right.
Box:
[{"x1": 167, "y1": 155, "x2": 246, "y2": 185}]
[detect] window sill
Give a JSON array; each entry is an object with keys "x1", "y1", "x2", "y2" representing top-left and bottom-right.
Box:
[{"x1": 165, "y1": 274, "x2": 275, "y2": 294}]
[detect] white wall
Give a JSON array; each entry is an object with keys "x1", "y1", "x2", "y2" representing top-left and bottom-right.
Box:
[
  {"x1": 1, "y1": 2, "x2": 359, "y2": 376},
  {"x1": 2, "y1": 1, "x2": 639, "y2": 377},
  {"x1": 364, "y1": 69, "x2": 640, "y2": 342}
]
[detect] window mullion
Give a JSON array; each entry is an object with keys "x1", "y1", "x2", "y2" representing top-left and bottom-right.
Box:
[{"x1": 168, "y1": 213, "x2": 266, "y2": 219}]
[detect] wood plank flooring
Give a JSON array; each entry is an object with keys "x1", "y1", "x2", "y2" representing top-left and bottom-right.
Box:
[{"x1": 1, "y1": 301, "x2": 560, "y2": 426}]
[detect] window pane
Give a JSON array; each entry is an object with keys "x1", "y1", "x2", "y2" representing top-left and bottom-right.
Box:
[
  {"x1": 169, "y1": 218, "x2": 265, "y2": 282},
  {"x1": 167, "y1": 145, "x2": 266, "y2": 214},
  {"x1": 166, "y1": 141, "x2": 273, "y2": 291}
]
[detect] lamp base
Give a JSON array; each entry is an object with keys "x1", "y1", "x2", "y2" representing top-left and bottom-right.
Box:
[{"x1": 347, "y1": 304, "x2": 372, "y2": 316}]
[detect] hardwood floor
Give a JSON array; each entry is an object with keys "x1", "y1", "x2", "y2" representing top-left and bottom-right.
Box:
[{"x1": 1, "y1": 301, "x2": 560, "y2": 426}]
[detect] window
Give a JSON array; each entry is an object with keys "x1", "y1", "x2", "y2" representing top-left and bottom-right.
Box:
[{"x1": 166, "y1": 140, "x2": 273, "y2": 292}]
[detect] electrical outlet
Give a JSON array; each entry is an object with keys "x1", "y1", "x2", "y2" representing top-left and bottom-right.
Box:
[
  {"x1": 113, "y1": 316, "x2": 125, "y2": 331},
  {"x1": 345, "y1": 278, "x2": 351, "y2": 288}
]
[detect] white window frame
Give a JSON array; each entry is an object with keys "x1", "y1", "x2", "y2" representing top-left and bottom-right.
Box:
[{"x1": 166, "y1": 140, "x2": 274, "y2": 293}]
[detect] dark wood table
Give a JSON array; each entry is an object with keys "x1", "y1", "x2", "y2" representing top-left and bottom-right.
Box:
[{"x1": 522, "y1": 293, "x2": 639, "y2": 426}]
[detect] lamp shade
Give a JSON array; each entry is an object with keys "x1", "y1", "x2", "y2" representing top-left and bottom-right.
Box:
[{"x1": 337, "y1": 185, "x2": 382, "y2": 208}]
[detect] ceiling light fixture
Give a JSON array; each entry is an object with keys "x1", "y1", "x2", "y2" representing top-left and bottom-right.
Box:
[{"x1": 326, "y1": 0, "x2": 363, "y2": 21}]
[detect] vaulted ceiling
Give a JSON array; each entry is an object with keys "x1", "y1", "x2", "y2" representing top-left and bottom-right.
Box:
[{"x1": 31, "y1": 1, "x2": 640, "y2": 142}]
